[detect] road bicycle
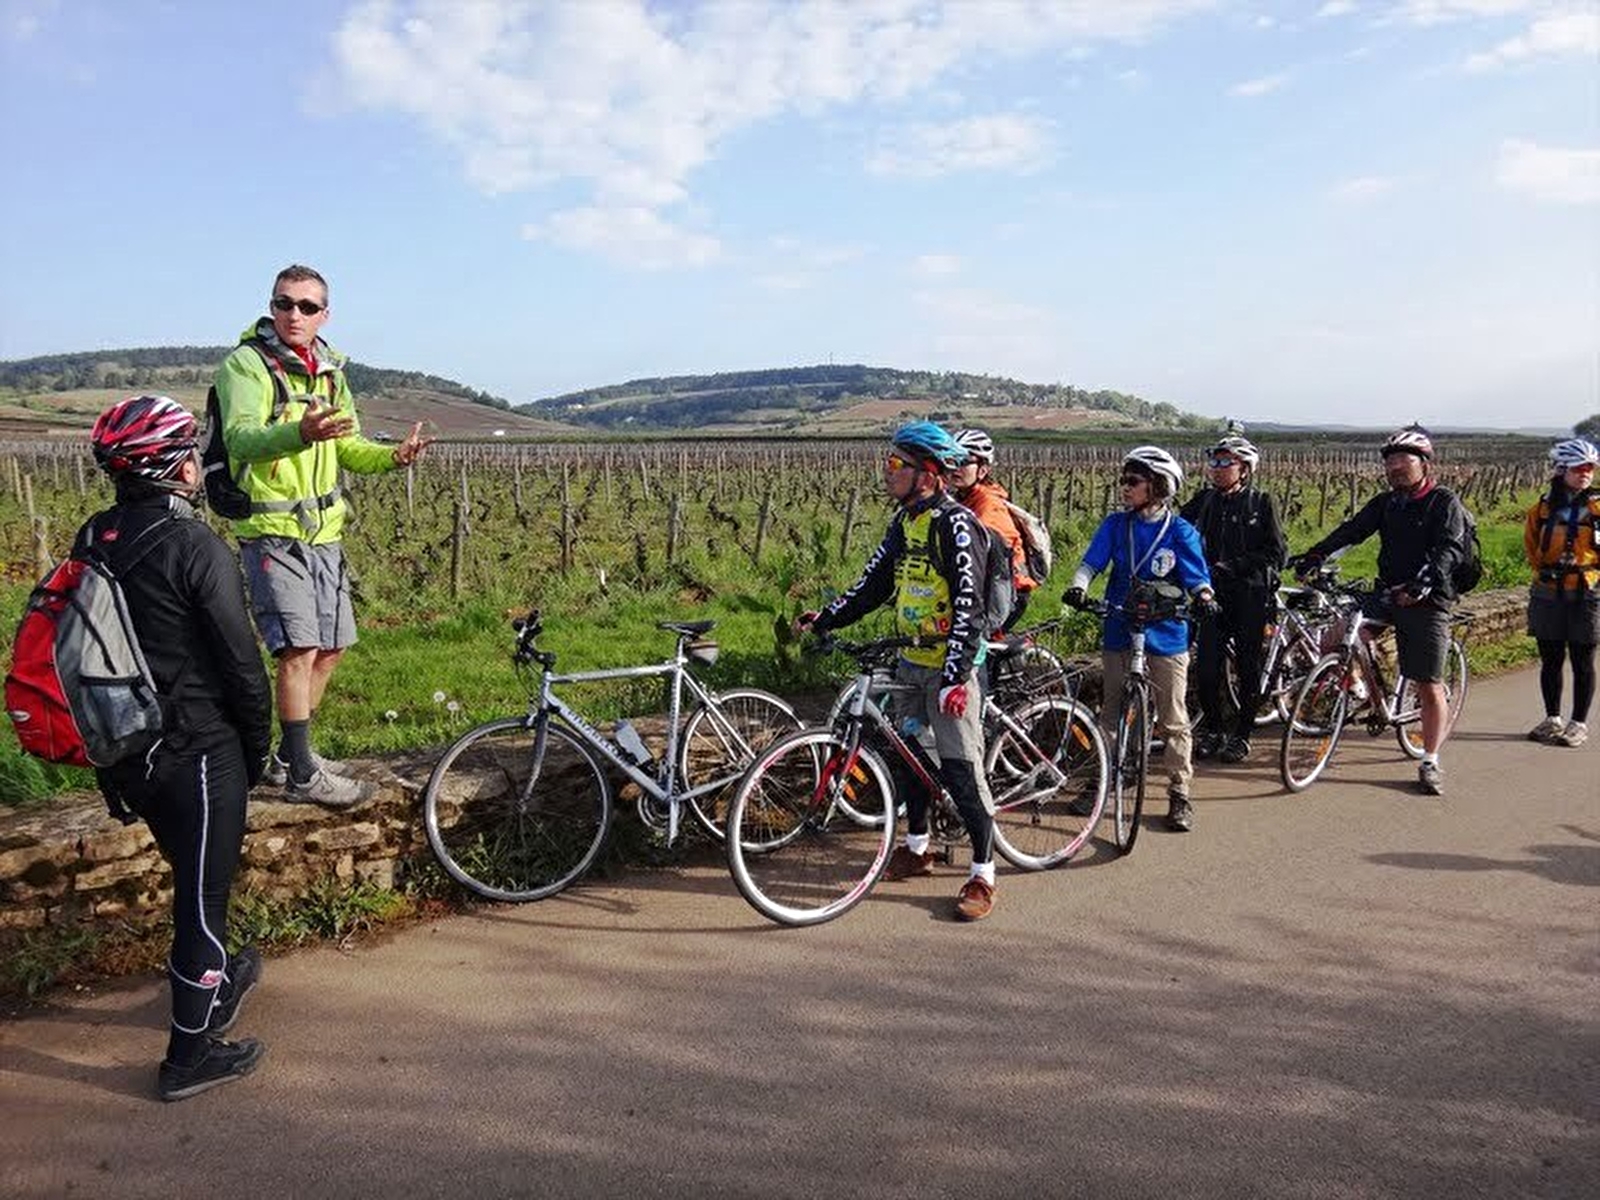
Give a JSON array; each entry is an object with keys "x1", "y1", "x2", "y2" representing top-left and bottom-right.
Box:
[
  {"x1": 1278, "y1": 574, "x2": 1470, "y2": 793},
  {"x1": 422, "y1": 610, "x2": 801, "y2": 901},
  {"x1": 1065, "y1": 584, "x2": 1192, "y2": 856},
  {"x1": 725, "y1": 634, "x2": 1108, "y2": 927}
]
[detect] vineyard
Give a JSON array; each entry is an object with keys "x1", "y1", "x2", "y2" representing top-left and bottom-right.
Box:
[{"x1": 0, "y1": 434, "x2": 1552, "y2": 804}]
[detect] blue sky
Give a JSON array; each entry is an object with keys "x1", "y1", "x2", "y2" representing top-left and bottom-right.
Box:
[{"x1": 1, "y1": 0, "x2": 1595, "y2": 429}]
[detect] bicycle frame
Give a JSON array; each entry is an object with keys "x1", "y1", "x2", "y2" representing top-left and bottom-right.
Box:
[{"x1": 529, "y1": 651, "x2": 743, "y2": 846}]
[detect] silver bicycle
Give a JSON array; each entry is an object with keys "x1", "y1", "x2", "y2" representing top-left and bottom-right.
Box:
[{"x1": 422, "y1": 609, "x2": 801, "y2": 902}]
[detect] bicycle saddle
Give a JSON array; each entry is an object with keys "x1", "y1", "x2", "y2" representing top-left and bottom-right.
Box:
[{"x1": 658, "y1": 619, "x2": 716, "y2": 636}]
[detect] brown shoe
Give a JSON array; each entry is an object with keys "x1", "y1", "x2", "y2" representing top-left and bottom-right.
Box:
[
  {"x1": 884, "y1": 845, "x2": 937, "y2": 881},
  {"x1": 955, "y1": 877, "x2": 995, "y2": 922}
]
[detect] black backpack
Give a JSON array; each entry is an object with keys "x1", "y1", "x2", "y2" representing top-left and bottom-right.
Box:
[
  {"x1": 202, "y1": 340, "x2": 335, "y2": 520},
  {"x1": 1428, "y1": 490, "x2": 1482, "y2": 594}
]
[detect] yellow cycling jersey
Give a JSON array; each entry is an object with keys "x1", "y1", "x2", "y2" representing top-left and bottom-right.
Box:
[{"x1": 895, "y1": 508, "x2": 952, "y2": 669}]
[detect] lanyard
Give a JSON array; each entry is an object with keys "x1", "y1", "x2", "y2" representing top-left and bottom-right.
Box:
[{"x1": 1125, "y1": 509, "x2": 1173, "y2": 579}]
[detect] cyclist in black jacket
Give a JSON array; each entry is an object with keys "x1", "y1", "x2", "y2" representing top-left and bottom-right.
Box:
[
  {"x1": 797, "y1": 422, "x2": 998, "y2": 922},
  {"x1": 1180, "y1": 431, "x2": 1287, "y2": 764},
  {"x1": 88, "y1": 396, "x2": 274, "y2": 1101},
  {"x1": 1297, "y1": 424, "x2": 1469, "y2": 796}
]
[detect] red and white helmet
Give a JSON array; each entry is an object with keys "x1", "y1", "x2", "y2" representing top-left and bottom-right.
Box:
[
  {"x1": 1123, "y1": 445, "x2": 1184, "y2": 497},
  {"x1": 1549, "y1": 438, "x2": 1600, "y2": 471},
  {"x1": 1380, "y1": 424, "x2": 1434, "y2": 460},
  {"x1": 90, "y1": 395, "x2": 198, "y2": 485}
]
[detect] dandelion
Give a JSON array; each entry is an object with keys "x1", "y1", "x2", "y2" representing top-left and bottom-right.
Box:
[
  {"x1": 446, "y1": 701, "x2": 460, "y2": 714},
  {"x1": 383, "y1": 709, "x2": 399, "y2": 723},
  {"x1": 432, "y1": 690, "x2": 447, "y2": 704}
]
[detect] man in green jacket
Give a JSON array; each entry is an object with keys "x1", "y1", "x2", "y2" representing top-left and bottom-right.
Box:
[{"x1": 214, "y1": 264, "x2": 429, "y2": 806}]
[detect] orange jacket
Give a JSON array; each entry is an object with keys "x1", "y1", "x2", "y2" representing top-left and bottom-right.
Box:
[
  {"x1": 1524, "y1": 487, "x2": 1600, "y2": 597},
  {"x1": 959, "y1": 479, "x2": 1038, "y2": 592}
]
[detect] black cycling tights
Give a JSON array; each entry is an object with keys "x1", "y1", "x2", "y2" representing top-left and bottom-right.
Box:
[
  {"x1": 889, "y1": 753, "x2": 995, "y2": 865},
  {"x1": 1538, "y1": 639, "x2": 1596, "y2": 724},
  {"x1": 126, "y1": 739, "x2": 248, "y2": 1064}
]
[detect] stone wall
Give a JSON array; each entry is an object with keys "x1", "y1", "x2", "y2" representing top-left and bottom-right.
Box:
[{"x1": 0, "y1": 587, "x2": 1536, "y2": 936}]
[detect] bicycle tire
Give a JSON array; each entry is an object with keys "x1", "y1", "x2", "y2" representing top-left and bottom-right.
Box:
[
  {"x1": 987, "y1": 696, "x2": 1108, "y2": 870},
  {"x1": 1280, "y1": 655, "x2": 1351, "y2": 793},
  {"x1": 1266, "y1": 637, "x2": 1320, "y2": 726},
  {"x1": 1394, "y1": 638, "x2": 1469, "y2": 759},
  {"x1": 725, "y1": 729, "x2": 896, "y2": 927},
  {"x1": 827, "y1": 675, "x2": 903, "y2": 827},
  {"x1": 423, "y1": 715, "x2": 612, "y2": 902},
  {"x1": 680, "y1": 688, "x2": 804, "y2": 839},
  {"x1": 1111, "y1": 686, "x2": 1149, "y2": 855}
]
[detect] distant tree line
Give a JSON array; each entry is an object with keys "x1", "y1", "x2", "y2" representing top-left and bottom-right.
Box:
[
  {"x1": 524, "y1": 364, "x2": 1206, "y2": 429},
  {"x1": 0, "y1": 346, "x2": 509, "y2": 409}
]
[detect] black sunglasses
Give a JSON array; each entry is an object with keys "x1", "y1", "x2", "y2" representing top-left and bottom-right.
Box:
[
  {"x1": 271, "y1": 295, "x2": 325, "y2": 316},
  {"x1": 1120, "y1": 474, "x2": 1149, "y2": 487}
]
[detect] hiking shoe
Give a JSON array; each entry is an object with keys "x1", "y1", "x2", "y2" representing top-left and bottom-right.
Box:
[
  {"x1": 1167, "y1": 791, "x2": 1194, "y2": 833},
  {"x1": 1218, "y1": 735, "x2": 1252, "y2": 764},
  {"x1": 1417, "y1": 761, "x2": 1444, "y2": 796},
  {"x1": 1194, "y1": 730, "x2": 1223, "y2": 761},
  {"x1": 158, "y1": 1037, "x2": 266, "y2": 1102},
  {"x1": 207, "y1": 947, "x2": 261, "y2": 1036},
  {"x1": 1553, "y1": 721, "x2": 1588, "y2": 748},
  {"x1": 954, "y1": 877, "x2": 995, "y2": 922},
  {"x1": 884, "y1": 845, "x2": 937, "y2": 881},
  {"x1": 1527, "y1": 716, "x2": 1565, "y2": 744},
  {"x1": 264, "y1": 751, "x2": 355, "y2": 788},
  {"x1": 285, "y1": 768, "x2": 372, "y2": 809}
]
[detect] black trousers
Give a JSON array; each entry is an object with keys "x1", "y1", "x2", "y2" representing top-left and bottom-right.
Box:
[
  {"x1": 114, "y1": 736, "x2": 249, "y2": 1055},
  {"x1": 1196, "y1": 585, "x2": 1274, "y2": 738}
]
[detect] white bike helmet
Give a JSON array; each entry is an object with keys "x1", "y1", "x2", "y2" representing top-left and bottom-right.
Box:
[
  {"x1": 1549, "y1": 437, "x2": 1600, "y2": 471},
  {"x1": 1208, "y1": 433, "x2": 1260, "y2": 473},
  {"x1": 1123, "y1": 445, "x2": 1184, "y2": 498},
  {"x1": 1380, "y1": 424, "x2": 1434, "y2": 460},
  {"x1": 953, "y1": 428, "x2": 995, "y2": 465}
]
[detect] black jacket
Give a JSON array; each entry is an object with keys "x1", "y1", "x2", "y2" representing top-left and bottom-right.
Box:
[
  {"x1": 86, "y1": 494, "x2": 273, "y2": 782},
  {"x1": 814, "y1": 492, "x2": 988, "y2": 688},
  {"x1": 1179, "y1": 485, "x2": 1287, "y2": 591},
  {"x1": 1308, "y1": 482, "x2": 1469, "y2": 605}
]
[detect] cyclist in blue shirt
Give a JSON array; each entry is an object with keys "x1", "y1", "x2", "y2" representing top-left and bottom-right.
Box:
[{"x1": 1064, "y1": 446, "x2": 1217, "y2": 831}]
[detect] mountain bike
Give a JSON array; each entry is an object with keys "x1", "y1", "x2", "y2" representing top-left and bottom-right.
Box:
[
  {"x1": 1065, "y1": 584, "x2": 1192, "y2": 856},
  {"x1": 1279, "y1": 574, "x2": 1471, "y2": 792},
  {"x1": 725, "y1": 634, "x2": 1108, "y2": 927},
  {"x1": 422, "y1": 610, "x2": 801, "y2": 902}
]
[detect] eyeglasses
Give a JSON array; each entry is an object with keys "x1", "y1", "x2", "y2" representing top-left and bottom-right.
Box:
[
  {"x1": 885, "y1": 453, "x2": 914, "y2": 473},
  {"x1": 271, "y1": 295, "x2": 326, "y2": 316},
  {"x1": 1119, "y1": 475, "x2": 1149, "y2": 487},
  {"x1": 1207, "y1": 457, "x2": 1240, "y2": 469}
]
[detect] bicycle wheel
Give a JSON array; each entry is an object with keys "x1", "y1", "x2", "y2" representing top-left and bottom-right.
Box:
[
  {"x1": 1264, "y1": 637, "x2": 1320, "y2": 725},
  {"x1": 725, "y1": 729, "x2": 896, "y2": 927},
  {"x1": 680, "y1": 689, "x2": 804, "y2": 839},
  {"x1": 1394, "y1": 638, "x2": 1469, "y2": 759},
  {"x1": 987, "y1": 696, "x2": 1108, "y2": 869},
  {"x1": 423, "y1": 715, "x2": 612, "y2": 902},
  {"x1": 827, "y1": 676, "x2": 902, "y2": 826},
  {"x1": 1111, "y1": 686, "x2": 1150, "y2": 855},
  {"x1": 1280, "y1": 656, "x2": 1351, "y2": 793}
]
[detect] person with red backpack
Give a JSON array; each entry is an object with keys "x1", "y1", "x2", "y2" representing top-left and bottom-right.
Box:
[
  {"x1": 87, "y1": 396, "x2": 274, "y2": 1100},
  {"x1": 950, "y1": 428, "x2": 1037, "y2": 631}
]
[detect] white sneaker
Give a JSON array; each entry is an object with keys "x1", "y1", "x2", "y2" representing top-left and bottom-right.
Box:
[
  {"x1": 1527, "y1": 716, "x2": 1565, "y2": 743},
  {"x1": 263, "y1": 751, "x2": 355, "y2": 788},
  {"x1": 1554, "y1": 721, "x2": 1588, "y2": 748},
  {"x1": 284, "y1": 769, "x2": 372, "y2": 809}
]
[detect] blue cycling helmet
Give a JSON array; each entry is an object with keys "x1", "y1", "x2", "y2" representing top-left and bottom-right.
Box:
[{"x1": 890, "y1": 421, "x2": 968, "y2": 470}]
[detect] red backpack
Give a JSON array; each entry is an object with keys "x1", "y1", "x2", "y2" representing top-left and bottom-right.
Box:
[{"x1": 4, "y1": 516, "x2": 176, "y2": 767}]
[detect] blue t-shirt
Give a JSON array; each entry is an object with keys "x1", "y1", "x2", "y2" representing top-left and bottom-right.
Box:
[{"x1": 1080, "y1": 509, "x2": 1211, "y2": 655}]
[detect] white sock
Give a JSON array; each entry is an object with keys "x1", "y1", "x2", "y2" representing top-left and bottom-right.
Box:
[
  {"x1": 970, "y1": 861, "x2": 995, "y2": 886},
  {"x1": 906, "y1": 833, "x2": 930, "y2": 856},
  {"x1": 1423, "y1": 752, "x2": 1439, "y2": 766}
]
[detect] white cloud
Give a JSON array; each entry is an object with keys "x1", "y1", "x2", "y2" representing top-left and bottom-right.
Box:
[
  {"x1": 912, "y1": 286, "x2": 1063, "y2": 376},
  {"x1": 1391, "y1": 1, "x2": 1540, "y2": 26},
  {"x1": 750, "y1": 237, "x2": 868, "y2": 290},
  {"x1": 1463, "y1": 10, "x2": 1600, "y2": 71},
  {"x1": 867, "y1": 114, "x2": 1053, "y2": 178},
  {"x1": 1331, "y1": 174, "x2": 1400, "y2": 201},
  {"x1": 521, "y1": 206, "x2": 722, "y2": 269},
  {"x1": 330, "y1": 0, "x2": 1216, "y2": 266},
  {"x1": 1495, "y1": 139, "x2": 1600, "y2": 205},
  {"x1": 1316, "y1": 1, "x2": 1359, "y2": 16},
  {"x1": 913, "y1": 254, "x2": 963, "y2": 278},
  {"x1": 1229, "y1": 72, "x2": 1289, "y2": 97}
]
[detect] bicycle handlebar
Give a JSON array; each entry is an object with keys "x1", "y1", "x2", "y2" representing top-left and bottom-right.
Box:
[{"x1": 808, "y1": 632, "x2": 948, "y2": 665}]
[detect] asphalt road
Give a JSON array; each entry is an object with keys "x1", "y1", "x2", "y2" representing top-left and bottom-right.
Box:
[{"x1": 3, "y1": 665, "x2": 1596, "y2": 1199}]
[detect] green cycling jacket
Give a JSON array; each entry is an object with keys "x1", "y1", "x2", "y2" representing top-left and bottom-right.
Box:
[{"x1": 213, "y1": 321, "x2": 397, "y2": 544}]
